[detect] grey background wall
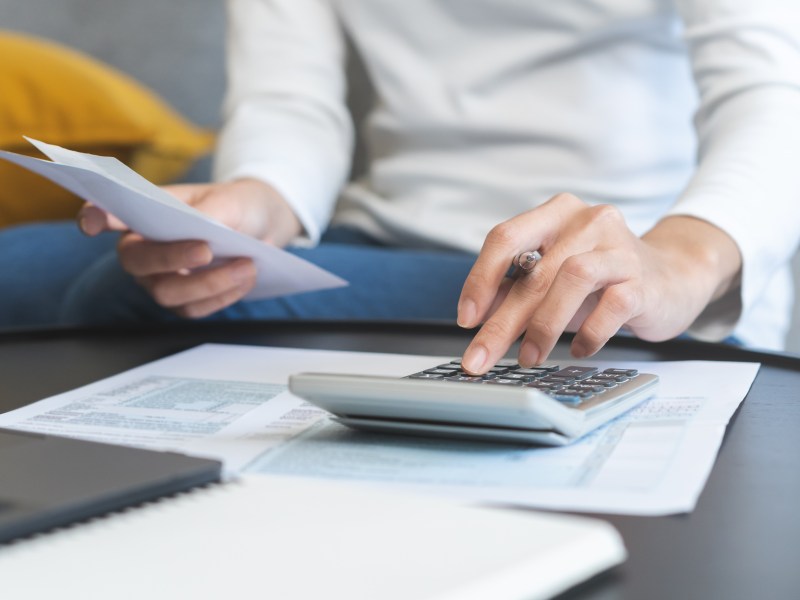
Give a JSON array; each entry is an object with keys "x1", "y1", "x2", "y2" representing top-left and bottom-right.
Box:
[
  {"x1": 2, "y1": 0, "x2": 228, "y2": 183},
  {"x1": 3, "y1": 1, "x2": 227, "y2": 130},
  {"x1": 4, "y1": 0, "x2": 799, "y2": 353}
]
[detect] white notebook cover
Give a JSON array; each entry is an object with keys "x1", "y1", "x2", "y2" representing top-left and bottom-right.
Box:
[{"x1": 0, "y1": 475, "x2": 625, "y2": 599}]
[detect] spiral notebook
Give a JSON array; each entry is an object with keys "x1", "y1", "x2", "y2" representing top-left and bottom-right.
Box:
[
  {"x1": 1, "y1": 474, "x2": 626, "y2": 600},
  {"x1": 0, "y1": 427, "x2": 220, "y2": 544}
]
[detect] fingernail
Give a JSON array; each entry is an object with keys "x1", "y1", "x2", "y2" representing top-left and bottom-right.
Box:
[
  {"x1": 519, "y1": 340, "x2": 539, "y2": 367},
  {"x1": 457, "y1": 298, "x2": 477, "y2": 328},
  {"x1": 462, "y1": 344, "x2": 488, "y2": 374}
]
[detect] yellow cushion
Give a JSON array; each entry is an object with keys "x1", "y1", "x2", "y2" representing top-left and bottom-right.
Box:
[{"x1": 0, "y1": 31, "x2": 215, "y2": 226}]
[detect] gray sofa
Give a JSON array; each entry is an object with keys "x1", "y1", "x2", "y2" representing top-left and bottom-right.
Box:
[{"x1": 4, "y1": 0, "x2": 799, "y2": 352}]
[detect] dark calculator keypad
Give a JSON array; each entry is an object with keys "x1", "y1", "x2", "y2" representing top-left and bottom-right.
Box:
[{"x1": 407, "y1": 361, "x2": 640, "y2": 406}]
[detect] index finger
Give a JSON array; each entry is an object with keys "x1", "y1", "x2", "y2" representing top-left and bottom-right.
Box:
[
  {"x1": 460, "y1": 254, "x2": 558, "y2": 374},
  {"x1": 457, "y1": 197, "x2": 571, "y2": 329}
]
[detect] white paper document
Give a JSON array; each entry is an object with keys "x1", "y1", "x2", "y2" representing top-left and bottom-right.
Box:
[
  {"x1": 0, "y1": 344, "x2": 759, "y2": 515},
  {"x1": 0, "y1": 138, "x2": 347, "y2": 299}
]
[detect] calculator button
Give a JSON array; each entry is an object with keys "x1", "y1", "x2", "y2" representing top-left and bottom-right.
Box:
[
  {"x1": 524, "y1": 381, "x2": 564, "y2": 391},
  {"x1": 487, "y1": 366, "x2": 511, "y2": 374},
  {"x1": 603, "y1": 368, "x2": 638, "y2": 377},
  {"x1": 424, "y1": 368, "x2": 459, "y2": 376},
  {"x1": 408, "y1": 372, "x2": 445, "y2": 380},
  {"x1": 550, "y1": 366, "x2": 598, "y2": 380},
  {"x1": 561, "y1": 386, "x2": 595, "y2": 396},
  {"x1": 541, "y1": 375, "x2": 576, "y2": 384},
  {"x1": 570, "y1": 383, "x2": 605, "y2": 394},
  {"x1": 499, "y1": 373, "x2": 536, "y2": 382},
  {"x1": 549, "y1": 391, "x2": 585, "y2": 404},
  {"x1": 585, "y1": 377, "x2": 617, "y2": 388},
  {"x1": 510, "y1": 369, "x2": 547, "y2": 378},
  {"x1": 446, "y1": 375, "x2": 486, "y2": 383},
  {"x1": 495, "y1": 358, "x2": 521, "y2": 368},
  {"x1": 436, "y1": 364, "x2": 462, "y2": 371},
  {"x1": 593, "y1": 373, "x2": 628, "y2": 383},
  {"x1": 527, "y1": 363, "x2": 561, "y2": 372},
  {"x1": 486, "y1": 378, "x2": 525, "y2": 386}
]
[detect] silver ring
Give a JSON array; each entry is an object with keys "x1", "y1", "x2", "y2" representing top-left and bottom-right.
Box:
[{"x1": 511, "y1": 250, "x2": 542, "y2": 276}]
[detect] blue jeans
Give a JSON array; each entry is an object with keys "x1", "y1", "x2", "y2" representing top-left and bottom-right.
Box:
[{"x1": 0, "y1": 221, "x2": 477, "y2": 328}]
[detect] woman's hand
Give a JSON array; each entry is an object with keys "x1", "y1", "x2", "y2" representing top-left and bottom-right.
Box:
[
  {"x1": 457, "y1": 193, "x2": 742, "y2": 374},
  {"x1": 78, "y1": 178, "x2": 303, "y2": 318}
]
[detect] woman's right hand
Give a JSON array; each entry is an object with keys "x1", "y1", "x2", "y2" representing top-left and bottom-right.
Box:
[
  {"x1": 457, "y1": 193, "x2": 741, "y2": 374},
  {"x1": 77, "y1": 178, "x2": 303, "y2": 318}
]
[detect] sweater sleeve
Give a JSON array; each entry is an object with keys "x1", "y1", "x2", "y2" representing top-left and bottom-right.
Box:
[
  {"x1": 667, "y1": 0, "x2": 800, "y2": 340},
  {"x1": 213, "y1": 0, "x2": 354, "y2": 244}
]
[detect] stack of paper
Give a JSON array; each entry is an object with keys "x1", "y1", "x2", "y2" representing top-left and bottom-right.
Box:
[{"x1": 0, "y1": 139, "x2": 347, "y2": 299}]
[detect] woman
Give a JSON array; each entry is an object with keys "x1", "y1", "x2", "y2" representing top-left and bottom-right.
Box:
[{"x1": 3, "y1": 0, "x2": 799, "y2": 372}]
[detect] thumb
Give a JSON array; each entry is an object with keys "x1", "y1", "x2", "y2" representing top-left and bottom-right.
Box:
[
  {"x1": 78, "y1": 203, "x2": 128, "y2": 236},
  {"x1": 161, "y1": 183, "x2": 241, "y2": 229}
]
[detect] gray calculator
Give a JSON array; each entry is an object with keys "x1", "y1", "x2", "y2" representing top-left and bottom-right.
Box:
[{"x1": 289, "y1": 359, "x2": 658, "y2": 446}]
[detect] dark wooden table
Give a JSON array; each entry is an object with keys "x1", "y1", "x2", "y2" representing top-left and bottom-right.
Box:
[{"x1": 2, "y1": 321, "x2": 799, "y2": 599}]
